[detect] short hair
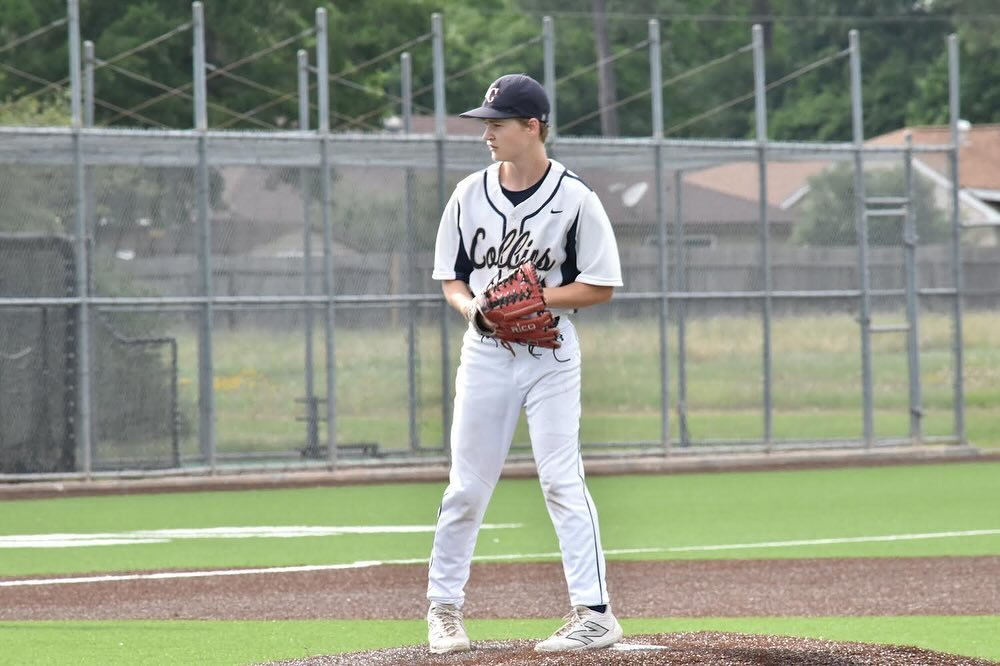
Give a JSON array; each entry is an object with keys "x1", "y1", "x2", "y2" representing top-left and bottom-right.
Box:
[{"x1": 516, "y1": 117, "x2": 549, "y2": 143}]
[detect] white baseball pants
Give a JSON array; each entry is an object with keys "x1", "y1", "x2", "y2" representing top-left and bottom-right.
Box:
[{"x1": 427, "y1": 319, "x2": 610, "y2": 608}]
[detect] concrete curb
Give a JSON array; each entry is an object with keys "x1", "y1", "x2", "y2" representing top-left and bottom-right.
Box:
[{"x1": 1, "y1": 445, "x2": 996, "y2": 500}]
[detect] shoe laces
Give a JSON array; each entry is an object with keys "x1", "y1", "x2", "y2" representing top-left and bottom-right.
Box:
[
  {"x1": 551, "y1": 606, "x2": 592, "y2": 637},
  {"x1": 430, "y1": 605, "x2": 465, "y2": 638}
]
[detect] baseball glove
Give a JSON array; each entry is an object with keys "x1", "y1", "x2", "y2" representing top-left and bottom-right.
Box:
[{"x1": 464, "y1": 262, "x2": 560, "y2": 349}]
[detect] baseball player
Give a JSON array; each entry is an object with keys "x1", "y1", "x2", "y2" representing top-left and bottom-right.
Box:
[{"x1": 426, "y1": 73, "x2": 624, "y2": 654}]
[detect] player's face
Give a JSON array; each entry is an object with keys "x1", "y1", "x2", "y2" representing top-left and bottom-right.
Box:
[{"x1": 482, "y1": 119, "x2": 534, "y2": 162}]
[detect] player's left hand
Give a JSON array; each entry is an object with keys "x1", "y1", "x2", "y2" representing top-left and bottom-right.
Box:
[
  {"x1": 480, "y1": 262, "x2": 560, "y2": 348},
  {"x1": 493, "y1": 310, "x2": 560, "y2": 349}
]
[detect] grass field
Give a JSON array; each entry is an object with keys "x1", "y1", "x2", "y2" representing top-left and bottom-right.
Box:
[
  {"x1": 162, "y1": 310, "x2": 1000, "y2": 457},
  {"x1": 1, "y1": 462, "x2": 999, "y2": 664}
]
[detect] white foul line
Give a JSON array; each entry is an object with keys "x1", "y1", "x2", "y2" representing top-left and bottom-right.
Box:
[
  {"x1": 657, "y1": 529, "x2": 1000, "y2": 552},
  {"x1": 0, "y1": 524, "x2": 524, "y2": 550},
  {"x1": 0, "y1": 561, "x2": 393, "y2": 587},
  {"x1": 1, "y1": 528, "x2": 997, "y2": 589}
]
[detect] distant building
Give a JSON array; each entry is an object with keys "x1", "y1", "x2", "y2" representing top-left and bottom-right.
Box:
[
  {"x1": 868, "y1": 124, "x2": 1000, "y2": 244},
  {"x1": 685, "y1": 123, "x2": 1000, "y2": 246},
  {"x1": 579, "y1": 170, "x2": 797, "y2": 248},
  {"x1": 103, "y1": 120, "x2": 1000, "y2": 260}
]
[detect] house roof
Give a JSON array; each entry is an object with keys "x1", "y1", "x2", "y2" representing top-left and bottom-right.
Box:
[
  {"x1": 381, "y1": 116, "x2": 1000, "y2": 197},
  {"x1": 680, "y1": 124, "x2": 1000, "y2": 213},
  {"x1": 583, "y1": 168, "x2": 797, "y2": 228},
  {"x1": 685, "y1": 160, "x2": 832, "y2": 209},
  {"x1": 211, "y1": 125, "x2": 802, "y2": 257},
  {"x1": 393, "y1": 114, "x2": 484, "y2": 136},
  {"x1": 867, "y1": 123, "x2": 1000, "y2": 192},
  {"x1": 214, "y1": 149, "x2": 794, "y2": 232}
]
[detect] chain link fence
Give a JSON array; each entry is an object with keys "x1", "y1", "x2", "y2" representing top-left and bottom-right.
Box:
[
  {"x1": 1, "y1": 127, "x2": 986, "y2": 477},
  {"x1": 1, "y1": 5, "x2": 990, "y2": 478}
]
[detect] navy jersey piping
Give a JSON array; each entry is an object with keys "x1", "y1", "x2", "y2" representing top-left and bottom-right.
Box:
[
  {"x1": 563, "y1": 172, "x2": 594, "y2": 194},
  {"x1": 520, "y1": 168, "x2": 570, "y2": 232},
  {"x1": 577, "y1": 461, "x2": 608, "y2": 604},
  {"x1": 560, "y1": 213, "x2": 580, "y2": 286},
  {"x1": 482, "y1": 169, "x2": 508, "y2": 236},
  {"x1": 452, "y1": 201, "x2": 473, "y2": 282}
]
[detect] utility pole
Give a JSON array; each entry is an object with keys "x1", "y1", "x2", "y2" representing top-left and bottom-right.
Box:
[{"x1": 591, "y1": 0, "x2": 619, "y2": 136}]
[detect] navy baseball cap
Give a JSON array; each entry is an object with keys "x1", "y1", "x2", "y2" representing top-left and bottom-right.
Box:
[{"x1": 459, "y1": 74, "x2": 550, "y2": 124}]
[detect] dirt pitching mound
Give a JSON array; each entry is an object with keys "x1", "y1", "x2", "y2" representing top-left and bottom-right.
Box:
[{"x1": 267, "y1": 632, "x2": 998, "y2": 665}]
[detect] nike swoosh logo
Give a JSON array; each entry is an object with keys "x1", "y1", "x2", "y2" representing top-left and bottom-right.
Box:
[{"x1": 551, "y1": 209, "x2": 563, "y2": 214}]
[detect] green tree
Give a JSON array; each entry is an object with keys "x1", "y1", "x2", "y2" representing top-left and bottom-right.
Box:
[
  {"x1": 793, "y1": 163, "x2": 949, "y2": 246},
  {"x1": 0, "y1": 0, "x2": 450, "y2": 130},
  {"x1": 906, "y1": 0, "x2": 1000, "y2": 125},
  {"x1": 511, "y1": 0, "x2": 757, "y2": 137},
  {"x1": 0, "y1": 93, "x2": 69, "y2": 125},
  {"x1": 435, "y1": 3, "x2": 543, "y2": 125},
  {"x1": 4, "y1": 0, "x2": 1000, "y2": 138},
  {"x1": 764, "y1": 0, "x2": 953, "y2": 140},
  {"x1": 0, "y1": 0, "x2": 67, "y2": 114}
]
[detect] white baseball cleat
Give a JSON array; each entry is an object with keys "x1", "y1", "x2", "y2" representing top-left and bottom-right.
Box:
[
  {"x1": 427, "y1": 602, "x2": 472, "y2": 654},
  {"x1": 535, "y1": 605, "x2": 624, "y2": 652}
]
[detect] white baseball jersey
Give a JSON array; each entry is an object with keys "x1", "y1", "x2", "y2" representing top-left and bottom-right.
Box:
[{"x1": 432, "y1": 159, "x2": 623, "y2": 295}]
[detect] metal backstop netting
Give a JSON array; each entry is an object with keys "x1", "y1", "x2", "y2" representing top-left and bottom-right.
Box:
[
  {"x1": 0, "y1": 5, "x2": 985, "y2": 480},
  {"x1": 0, "y1": 235, "x2": 76, "y2": 473}
]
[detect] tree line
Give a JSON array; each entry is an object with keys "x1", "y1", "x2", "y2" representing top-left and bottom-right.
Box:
[{"x1": 1, "y1": 0, "x2": 999, "y2": 138}]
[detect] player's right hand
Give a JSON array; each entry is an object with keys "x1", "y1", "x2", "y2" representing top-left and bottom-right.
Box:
[{"x1": 464, "y1": 296, "x2": 497, "y2": 337}]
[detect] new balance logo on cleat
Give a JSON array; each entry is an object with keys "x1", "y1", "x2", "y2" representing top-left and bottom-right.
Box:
[
  {"x1": 564, "y1": 620, "x2": 611, "y2": 646},
  {"x1": 535, "y1": 606, "x2": 624, "y2": 652}
]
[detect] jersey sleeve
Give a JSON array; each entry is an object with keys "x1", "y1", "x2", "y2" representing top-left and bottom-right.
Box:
[
  {"x1": 432, "y1": 189, "x2": 473, "y2": 282},
  {"x1": 573, "y1": 189, "x2": 623, "y2": 287}
]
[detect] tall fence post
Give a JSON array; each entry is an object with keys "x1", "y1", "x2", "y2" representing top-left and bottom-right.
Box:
[
  {"x1": 752, "y1": 24, "x2": 773, "y2": 451},
  {"x1": 432, "y1": 12, "x2": 451, "y2": 454},
  {"x1": 81, "y1": 37, "x2": 99, "y2": 456},
  {"x1": 901, "y1": 132, "x2": 923, "y2": 444},
  {"x1": 849, "y1": 29, "x2": 874, "y2": 450},
  {"x1": 649, "y1": 19, "x2": 670, "y2": 455},
  {"x1": 192, "y1": 1, "x2": 216, "y2": 470},
  {"x1": 543, "y1": 16, "x2": 557, "y2": 147},
  {"x1": 947, "y1": 33, "x2": 966, "y2": 445},
  {"x1": 68, "y1": 0, "x2": 93, "y2": 477},
  {"x1": 296, "y1": 49, "x2": 319, "y2": 458},
  {"x1": 401, "y1": 50, "x2": 420, "y2": 452},
  {"x1": 315, "y1": 7, "x2": 337, "y2": 469},
  {"x1": 673, "y1": 169, "x2": 689, "y2": 448},
  {"x1": 83, "y1": 41, "x2": 94, "y2": 127},
  {"x1": 83, "y1": 40, "x2": 96, "y2": 296}
]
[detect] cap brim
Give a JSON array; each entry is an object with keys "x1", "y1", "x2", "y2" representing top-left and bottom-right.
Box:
[{"x1": 458, "y1": 105, "x2": 519, "y2": 119}]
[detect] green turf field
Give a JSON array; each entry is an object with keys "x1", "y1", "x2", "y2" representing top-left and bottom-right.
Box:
[{"x1": 1, "y1": 462, "x2": 998, "y2": 664}]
